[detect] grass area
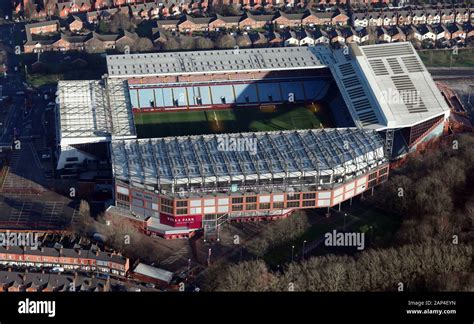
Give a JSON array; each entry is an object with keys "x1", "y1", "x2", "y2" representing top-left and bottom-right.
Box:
[
  {"x1": 21, "y1": 52, "x2": 107, "y2": 88},
  {"x1": 134, "y1": 103, "x2": 331, "y2": 138},
  {"x1": 26, "y1": 73, "x2": 63, "y2": 88},
  {"x1": 25, "y1": 68, "x2": 107, "y2": 88},
  {"x1": 263, "y1": 212, "x2": 353, "y2": 266},
  {"x1": 262, "y1": 202, "x2": 401, "y2": 267},
  {"x1": 418, "y1": 48, "x2": 474, "y2": 68}
]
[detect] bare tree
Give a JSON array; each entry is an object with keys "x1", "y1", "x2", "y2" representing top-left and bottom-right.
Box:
[
  {"x1": 179, "y1": 36, "x2": 195, "y2": 50},
  {"x1": 79, "y1": 200, "x2": 91, "y2": 217},
  {"x1": 194, "y1": 36, "x2": 214, "y2": 50},
  {"x1": 24, "y1": 0, "x2": 36, "y2": 19},
  {"x1": 109, "y1": 12, "x2": 135, "y2": 33},
  {"x1": 215, "y1": 35, "x2": 236, "y2": 49},
  {"x1": 208, "y1": 242, "x2": 472, "y2": 292},
  {"x1": 210, "y1": 260, "x2": 278, "y2": 291},
  {"x1": 133, "y1": 37, "x2": 154, "y2": 52},
  {"x1": 212, "y1": 4, "x2": 242, "y2": 16},
  {"x1": 162, "y1": 37, "x2": 181, "y2": 51},
  {"x1": 235, "y1": 35, "x2": 252, "y2": 48}
]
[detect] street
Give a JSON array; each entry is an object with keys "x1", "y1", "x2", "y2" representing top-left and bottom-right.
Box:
[{"x1": 0, "y1": 18, "x2": 75, "y2": 229}]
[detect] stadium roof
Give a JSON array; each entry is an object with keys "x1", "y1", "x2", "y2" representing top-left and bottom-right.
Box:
[
  {"x1": 106, "y1": 43, "x2": 448, "y2": 131},
  {"x1": 313, "y1": 42, "x2": 450, "y2": 130},
  {"x1": 57, "y1": 79, "x2": 136, "y2": 145},
  {"x1": 111, "y1": 128, "x2": 386, "y2": 190},
  {"x1": 106, "y1": 47, "x2": 325, "y2": 78}
]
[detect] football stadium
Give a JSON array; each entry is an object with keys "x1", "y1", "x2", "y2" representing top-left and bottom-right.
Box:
[{"x1": 55, "y1": 42, "x2": 450, "y2": 238}]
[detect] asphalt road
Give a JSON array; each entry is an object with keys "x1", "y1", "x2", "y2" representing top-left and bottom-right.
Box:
[
  {"x1": 0, "y1": 2, "x2": 11, "y2": 20},
  {"x1": 0, "y1": 20, "x2": 70, "y2": 229},
  {"x1": 428, "y1": 67, "x2": 474, "y2": 79}
]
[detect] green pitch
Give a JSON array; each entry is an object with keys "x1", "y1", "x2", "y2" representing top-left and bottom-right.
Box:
[{"x1": 134, "y1": 104, "x2": 329, "y2": 138}]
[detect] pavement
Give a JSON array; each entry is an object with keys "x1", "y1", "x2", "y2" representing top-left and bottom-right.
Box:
[{"x1": 0, "y1": 20, "x2": 77, "y2": 231}]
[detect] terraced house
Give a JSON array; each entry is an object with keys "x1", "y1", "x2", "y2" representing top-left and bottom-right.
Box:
[
  {"x1": 0, "y1": 270, "x2": 112, "y2": 292},
  {"x1": 0, "y1": 245, "x2": 129, "y2": 276},
  {"x1": 352, "y1": 7, "x2": 473, "y2": 28}
]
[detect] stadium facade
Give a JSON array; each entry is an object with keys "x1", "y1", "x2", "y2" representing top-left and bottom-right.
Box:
[
  {"x1": 106, "y1": 47, "x2": 330, "y2": 111},
  {"x1": 55, "y1": 79, "x2": 136, "y2": 172},
  {"x1": 55, "y1": 43, "x2": 450, "y2": 238},
  {"x1": 110, "y1": 128, "x2": 388, "y2": 238}
]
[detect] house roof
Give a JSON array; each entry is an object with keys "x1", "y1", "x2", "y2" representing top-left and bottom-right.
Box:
[
  {"x1": 296, "y1": 29, "x2": 312, "y2": 39},
  {"x1": 265, "y1": 31, "x2": 282, "y2": 41},
  {"x1": 306, "y1": 9, "x2": 333, "y2": 19},
  {"x1": 281, "y1": 29, "x2": 298, "y2": 40},
  {"x1": 157, "y1": 19, "x2": 180, "y2": 26},
  {"x1": 333, "y1": 8, "x2": 348, "y2": 17},
  {"x1": 326, "y1": 29, "x2": 341, "y2": 38},
  {"x1": 440, "y1": 9, "x2": 455, "y2": 15},
  {"x1": 340, "y1": 28, "x2": 353, "y2": 38},
  {"x1": 311, "y1": 28, "x2": 327, "y2": 39},
  {"x1": 67, "y1": 15, "x2": 82, "y2": 23},
  {"x1": 249, "y1": 32, "x2": 266, "y2": 43},
  {"x1": 463, "y1": 23, "x2": 473, "y2": 33},
  {"x1": 0, "y1": 271, "x2": 23, "y2": 287},
  {"x1": 277, "y1": 11, "x2": 305, "y2": 21},
  {"x1": 60, "y1": 32, "x2": 88, "y2": 43},
  {"x1": 425, "y1": 9, "x2": 439, "y2": 16},
  {"x1": 431, "y1": 24, "x2": 445, "y2": 33},
  {"x1": 411, "y1": 9, "x2": 426, "y2": 17},
  {"x1": 118, "y1": 30, "x2": 139, "y2": 41},
  {"x1": 130, "y1": 3, "x2": 154, "y2": 13},
  {"x1": 26, "y1": 20, "x2": 59, "y2": 29},
  {"x1": 180, "y1": 15, "x2": 213, "y2": 25},
  {"x1": 415, "y1": 24, "x2": 430, "y2": 34},
  {"x1": 353, "y1": 13, "x2": 367, "y2": 20},
  {"x1": 244, "y1": 12, "x2": 273, "y2": 22},
  {"x1": 57, "y1": 0, "x2": 92, "y2": 10},
  {"x1": 397, "y1": 10, "x2": 410, "y2": 16},
  {"x1": 353, "y1": 27, "x2": 368, "y2": 37},
  {"x1": 214, "y1": 14, "x2": 241, "y2": 23},
  {"x1": 90, "y1": 32, "x2": 119, "y2": 42},
  {"x1": 133, "y1": 263, "x2": 173, "y2": 284}
]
